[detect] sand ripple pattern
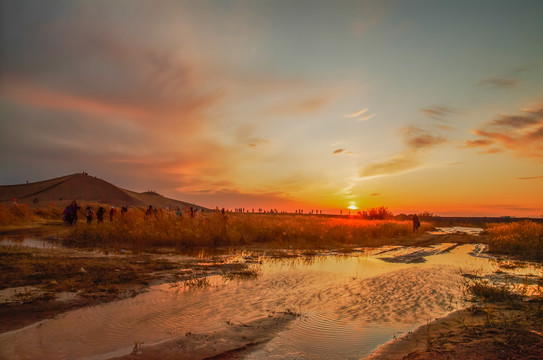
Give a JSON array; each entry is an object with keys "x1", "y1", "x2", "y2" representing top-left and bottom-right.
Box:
[{"x1": 0, "y1": 245, "x2": 483, "y2": 360}]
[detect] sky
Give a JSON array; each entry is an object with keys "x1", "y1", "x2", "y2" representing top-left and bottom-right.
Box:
[{"x1": 1, "y1": 0, "x2": 542, "y2": 217}]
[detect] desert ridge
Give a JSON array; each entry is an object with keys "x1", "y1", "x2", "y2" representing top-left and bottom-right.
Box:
[{"x1": 0, "y1": 173, "x2": 209, "y2": 211}]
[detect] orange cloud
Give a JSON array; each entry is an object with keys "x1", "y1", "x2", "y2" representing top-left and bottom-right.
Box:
[
  {"x1": 402, "y1": 126, "x2": 447, "y2": 149},
  {"x1": 467, "y1": 105, "x2": 543, "y2": 159},
  {"x1": 2, "y1": 79, "x2": 148, "y2": 120},
  {"x1": 345, "y1": 108, "x2": 375, "y2": 121},
  {"x1": 463, "y1": 139, "x2": 494, "y2": 148},
  {"x1": 359, "y1": 152, "x2": 421, "y2": 178},
  {"x1": 420, "y1": 106, "x2": 455, "y2": 120}
]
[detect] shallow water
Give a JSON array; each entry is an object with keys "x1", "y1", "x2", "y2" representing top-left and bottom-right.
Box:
[
  {"x1": 428, "y1": 226, "x2": 484, "y2": 236},
  {"x1": 0, "y1": 236, "x2": 60, "y2": 249},
  {"x1": 2, "y1": 242, "x2": 537, "y2": 360}
]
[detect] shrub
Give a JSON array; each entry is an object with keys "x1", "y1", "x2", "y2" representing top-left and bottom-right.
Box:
[{"x1": 486, "y1": 221, "x2": 543, "y2": 261}]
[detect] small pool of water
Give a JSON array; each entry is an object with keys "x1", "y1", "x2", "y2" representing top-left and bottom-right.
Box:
[
  {"x1": 2, "y1": 243, "x2": 538, "y2": 360},
  {"x1": 0, "y1": 237, "x2": 60, "y2": 249},
  {"x1": 428, "y1": 226, "x2": 484, "y2": 236}
]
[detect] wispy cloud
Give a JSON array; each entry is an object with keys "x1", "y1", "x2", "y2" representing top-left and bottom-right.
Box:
[
  {"x1": 351, "y1": 1, "x2": 393, "y2": 35},
  {"x1": 479, "y1": 148, "x2": 504, "y2": 154},
  {"x1": 248, "y1": 139, "x2": 271, "y2": 149},
  {"x1": 345, "y1": 108, "x2": 375, "y2": 122},
  {"x1": 268, "y1": 94, "x2": 334, "y2": 115},
  {"x1": 358, "y1": 125, "x2": 447, "y2": 178},
  {"x1": 466, "y1": 104, "x2": 543, "y2": 159},
  {"x1": 464, "y1": 139, "x2": 494, "y2": 148},
  {"x1": 478, "y1": 77, "x2": 519, "y2": 89},
  {"x1": 359, "y1": 152, "x2": 421, "y2": 178},
  {"x1": 402, "y1": 126, "x2": 447, "y2": 150},
  {"x1": 517, "y1": 176, "x2": 543, "y2": 180},
  {"x1": 420, "y1": 106, "x2": 455, "y2": 120},
  {"x1": 332, "y1": 148, "x2": 354, "y2": 155}
]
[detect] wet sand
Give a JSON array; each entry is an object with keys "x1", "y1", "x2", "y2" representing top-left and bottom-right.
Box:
[{"x1": 111, "y1": 312, "x2": 298, "y2": 360}]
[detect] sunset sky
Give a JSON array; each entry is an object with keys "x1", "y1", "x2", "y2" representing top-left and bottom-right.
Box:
[{"x1": 1, "y1": 0, "x2": 542, "y2": 216}]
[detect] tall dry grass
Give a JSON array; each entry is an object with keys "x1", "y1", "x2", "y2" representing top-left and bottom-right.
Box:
[
  {"x1": 0, "y1": 204, "x2": 39, "y2": 226},
  {"x1": 486, "y1": 221, "x2": 543, "y2": 261},
  {"x1": 67, "y1": 210, "x2": 431, "y2": 250},
  {"x1": 0, "y1": 203, "x2": 72, "y2": 226}
]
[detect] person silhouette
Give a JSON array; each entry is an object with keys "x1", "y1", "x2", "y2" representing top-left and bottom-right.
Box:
[{"x1": 412, "y1": 214, "x2": 420, "y2": 232}]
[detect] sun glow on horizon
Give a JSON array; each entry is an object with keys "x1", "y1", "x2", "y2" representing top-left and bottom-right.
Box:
[{"x1": 1, "y1": 1, "x2": 542, "y2": 218}]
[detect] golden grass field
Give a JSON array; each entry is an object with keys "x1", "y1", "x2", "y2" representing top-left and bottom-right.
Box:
[
  {"x1": 2, "y1": 203, "x2": 543, "y2": 260},
  {"x1": 66, "y1": 207, "x2": 434, "y2": 249}
]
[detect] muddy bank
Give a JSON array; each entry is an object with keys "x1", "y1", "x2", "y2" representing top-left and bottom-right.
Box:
[
  {"x1": 111, "y1": 312, "x2": 298, "y2": 360},
  {"x1": 0, "y1": 243, "x2": 255, "y2": 333},
  {"x1": 368, "y1": 303, "x2": 543, "y2": 360}
]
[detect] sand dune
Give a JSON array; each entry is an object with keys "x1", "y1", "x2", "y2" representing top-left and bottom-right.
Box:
[{"x1": 0, "y1": 173, "x2": 208, "y2": 211}]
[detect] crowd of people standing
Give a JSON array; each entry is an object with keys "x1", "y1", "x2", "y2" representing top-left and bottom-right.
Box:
[
  {"x1": 63, "y1": 201, "x2": 129, "y2": 225},
  {"x1": 63, "y1": 201, "x2": 205, "y2": 225}
]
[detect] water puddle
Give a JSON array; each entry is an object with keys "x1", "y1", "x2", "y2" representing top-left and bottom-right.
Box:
[
  {"x1": 428, "y1": 226, "x2": 484, "y2": 236},
  {"x1": 0, "y1": 236, "x2": 60, "y2": 249},
  {"x1": 0, "y1": 243, "x2": 539, "y2": 360}
]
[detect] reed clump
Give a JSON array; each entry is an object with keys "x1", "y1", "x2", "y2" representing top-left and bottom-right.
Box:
[
  {"x1": 0, "y1": 204, "x2": 63, "y2": 226},
  {"x1": 486, "y1": 221, "x2": 543, "y2": 261},
  {"x1": 67, "y1": 210, "x2": 429, "y2": 250},
  {"x1": 0, "y1": 204, "x2": 36, "y2": 225}
]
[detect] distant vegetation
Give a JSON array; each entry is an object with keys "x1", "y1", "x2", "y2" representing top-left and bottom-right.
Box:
[
  {"x1": 62, "y1": 208, "x2": 432, "y2": 250},
  {"x1": 486, "y1": 221, "x2": 543, "y2": 261}
]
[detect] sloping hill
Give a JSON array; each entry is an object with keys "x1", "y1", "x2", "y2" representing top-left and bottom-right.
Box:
[{"x1": 0, "y1": 173, "x2": 209, "y2": 211}]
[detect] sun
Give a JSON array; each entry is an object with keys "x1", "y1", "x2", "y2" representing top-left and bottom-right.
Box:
[{"x1": 347, "y1": 204, "x2": 358, "y2": 210}]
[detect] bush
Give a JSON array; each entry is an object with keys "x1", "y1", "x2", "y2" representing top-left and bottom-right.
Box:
[{"x1": 486, "y1": 221, "x2": 543, "y2": 261}]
